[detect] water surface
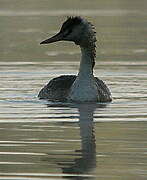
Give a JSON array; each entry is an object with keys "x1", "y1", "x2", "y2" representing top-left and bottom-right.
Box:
[{"x1": 0, "y1": 0, "x2": 147, "y2": 179}]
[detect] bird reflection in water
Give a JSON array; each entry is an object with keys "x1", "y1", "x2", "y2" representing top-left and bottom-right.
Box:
[{"x1": 46, "y1": 103, "x2": 107, "y2": 180}]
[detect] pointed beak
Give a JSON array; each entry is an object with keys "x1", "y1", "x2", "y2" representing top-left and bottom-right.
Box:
[{"x1": 40, "y1": 32, "x2": 63, "y2": 44}]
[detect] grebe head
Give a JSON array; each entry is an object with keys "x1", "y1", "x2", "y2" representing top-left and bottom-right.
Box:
[{"x1": 40, "y1": 16, "x2": 96, "y2": 47}]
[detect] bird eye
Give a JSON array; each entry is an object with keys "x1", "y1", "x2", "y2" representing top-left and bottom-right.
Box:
[
  {"x1": 68, "y1": 29, "x2": 72, "y2": 34},
  {"x1": 63, "y1": 29, "x2": 72, "y2": 37}
]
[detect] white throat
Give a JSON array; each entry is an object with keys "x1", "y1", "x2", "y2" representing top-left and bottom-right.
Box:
[
  {"x1": 68, "y1": 46, "x2": 98, "y2": 102},
  {"x1": 78, "y1": 47, "x2": 93, "y2": 78}
]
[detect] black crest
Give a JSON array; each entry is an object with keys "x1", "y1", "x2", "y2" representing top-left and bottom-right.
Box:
[{"x1": 60, "y1": 16, "x2": 82, "y2": 32}]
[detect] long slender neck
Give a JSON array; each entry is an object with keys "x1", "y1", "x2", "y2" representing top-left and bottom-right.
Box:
[
  {"x1": 78, "y1": 47, "x2": 93, "y2": 76},
  {"x1": 69, "y1": 42, "x2": 97, "y2": 102},
  {"x1": 78, "y1": 46, "x2": 96, "y2": 78}
]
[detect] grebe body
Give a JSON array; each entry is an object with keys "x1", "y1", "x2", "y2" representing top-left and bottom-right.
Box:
[{"x1": 38, "y1": 17, "x2": 112, "y2": 103}]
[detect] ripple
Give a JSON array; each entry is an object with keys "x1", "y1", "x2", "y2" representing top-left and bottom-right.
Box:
[
  {"x1": 45, "y1": 50, "x2": 79, "y2": 56},
  {"x1": 133, "y1": 49, "x2": 147, "y2": 53},
  {"x1": 0, "y1": 9, "x2": 146, "y2": 17},
  {"x1": 1, "y1": 2, "x2": 147, "y2": 179},
  {"x1": 0, "y1": 152, "x2": 46, "y2": 155},
  {"x1": 18, "y1": 29, "x2": 41, "y2": 33},
  {"x1": 0, "y1": 173, "x2": 94, "y2": 178}
]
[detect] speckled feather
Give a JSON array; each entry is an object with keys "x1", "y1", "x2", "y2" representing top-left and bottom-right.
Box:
[
  {"x1": 38, "y1": 75, "x2": 112, "y2": 102},
  {"x1": 38, "y1": 16, "x2": 112, "y2": 102}
]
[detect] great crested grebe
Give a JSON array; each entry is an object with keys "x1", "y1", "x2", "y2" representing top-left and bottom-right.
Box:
[{"x1": 38, "y1": 16, "x2": 112, "y2": 103}]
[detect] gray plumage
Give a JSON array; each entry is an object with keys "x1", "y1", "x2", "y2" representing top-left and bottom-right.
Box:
[
  {"x1": 38, "y1": 75, "x2": 112, "y2": 102},
  {"x1": 38, "y1": 16, "x2": 112, "y2": 103}
]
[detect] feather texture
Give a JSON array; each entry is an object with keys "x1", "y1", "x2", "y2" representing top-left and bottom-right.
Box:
[{"x1": 38, "y1": 75, "x2": 112, "y2": 102}]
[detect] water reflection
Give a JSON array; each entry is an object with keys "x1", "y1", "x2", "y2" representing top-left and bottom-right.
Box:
[
  {"x1": 46, "y1": 103, "x2": 107, "y2": 179},
  {"x1": 1, "y1": 0, "x2": 147, "y2": 178}
]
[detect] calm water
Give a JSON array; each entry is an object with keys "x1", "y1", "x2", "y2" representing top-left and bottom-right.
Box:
[{"x1": 0, "y1": 0, "x2": 147, "y2": 180}]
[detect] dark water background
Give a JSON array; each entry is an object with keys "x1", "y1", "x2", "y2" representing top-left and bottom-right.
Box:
[{"x1": 0, "y1": 0, "x2": 147, "y2": 179}]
